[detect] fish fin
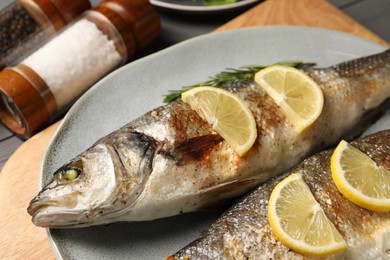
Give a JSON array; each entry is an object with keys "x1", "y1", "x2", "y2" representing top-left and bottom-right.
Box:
[
  {"x1": 201, "y1": 178, "x2": 258, "y2": 198},
  {"x1": 197, "y1": 178, "x2": 259, "y2": 210},
  {"x1": 170, "y1": 134, "x2": 224, "y2": 165}
]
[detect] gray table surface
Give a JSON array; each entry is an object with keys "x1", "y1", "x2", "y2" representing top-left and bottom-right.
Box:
[{"x1": 1, "y1": 0, "x2": 390, "y2": 171}]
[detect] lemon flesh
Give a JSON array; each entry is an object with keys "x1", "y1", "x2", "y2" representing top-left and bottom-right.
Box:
[
  {"x1": 268, "y1": 173, "x2": 347, "y2": 256},
  {"x1": 255, "y1": 65, "x2": 324, "y2": 133},
  {"x1": 181, "y1": 86, "x2": 257, "y2": 156},
  {"x1": 331, "y1": 140, "x2": 390, "y2": 211}
]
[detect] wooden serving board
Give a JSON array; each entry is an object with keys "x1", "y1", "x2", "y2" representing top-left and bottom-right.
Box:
[{"x1": 1, "y1": 0, "x2": 388, "y2": 259}]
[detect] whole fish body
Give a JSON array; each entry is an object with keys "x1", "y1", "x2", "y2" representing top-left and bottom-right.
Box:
[
  {"x1": 28, "y1": 49, "x2": 390, "y2": 228},
  {"x1": 171, "y1": 130, "x2": 390, "y2": 260}
]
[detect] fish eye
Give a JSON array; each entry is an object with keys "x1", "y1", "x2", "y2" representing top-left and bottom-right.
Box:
[{"x1": 55, "y1": 167, "x2": 81, "y2": 184}]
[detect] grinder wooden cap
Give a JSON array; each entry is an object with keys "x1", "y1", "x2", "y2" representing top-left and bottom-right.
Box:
[
  {"x1": 21, "y1": 0, "x2": 91, "y2": 31},
  {"x1": 0, "y1": 66, "x2": 56, "y2": 139},
  {"x1": 95, "y1": 0, "x2": 161, "y2": 59}
]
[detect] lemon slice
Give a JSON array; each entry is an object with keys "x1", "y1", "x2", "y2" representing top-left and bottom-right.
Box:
[
  {"x1": 331, "y1": 140, "x2": 390, "y2": 211},
  {"x1": 268, "y1": 173, "x2": 347, "y2": 256},
  {"x1": 181, "y1": 86, "x2": 257, "y2": 156},
  {"x1": 254, "y1": 65, "x2": 324, "y2": 132}
]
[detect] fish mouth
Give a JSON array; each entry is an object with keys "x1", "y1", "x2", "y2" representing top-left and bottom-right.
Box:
[
  {"x1": 28, "y1": 194, "x2": 118, "y2": 228},
  {"x1": 28, "y1": 202, "x2": 88, "y2": 228},
  {"x1": 27, "y1": 196, "x2": 84, "y2": 228},
  {"x1": 27, "y1": 198, "x2": 58, "y2": 216},
  {"x1": 28, "y1": 200, "x2": 60, "y2": 226}
]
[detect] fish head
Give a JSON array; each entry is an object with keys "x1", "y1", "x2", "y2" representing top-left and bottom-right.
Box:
[{"x1": 27, "y1": 144, "x2": 119, "y2": 228}]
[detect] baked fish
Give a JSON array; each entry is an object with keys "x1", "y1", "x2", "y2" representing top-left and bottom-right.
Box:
[
  {"x1": 171, "y1": 130, "x2": 390, "y2": 260},
  {"x1": 28, "y1": 49, "x2": 390, "y2": 228}
]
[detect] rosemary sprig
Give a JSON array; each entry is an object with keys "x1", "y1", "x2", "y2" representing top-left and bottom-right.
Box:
[{"x1": 163, "y1": 60, "x2": 309, "y2": 103}]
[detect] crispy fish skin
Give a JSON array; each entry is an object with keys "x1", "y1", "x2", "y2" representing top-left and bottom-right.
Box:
[
  {"x1": 28, "y1": 50, "x2": 390, "y2": 228},
  {"x1": 172, "y1": 130, "x2": 390, "y2": 260}
]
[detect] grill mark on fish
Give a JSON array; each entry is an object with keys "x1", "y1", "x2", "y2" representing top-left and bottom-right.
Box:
[
  {"x1": 167, "y1": 134, "x2": 224, "y2": 166},
  {"x1": 172, "y1": 130, "x2": 390, "y2": 259},
  {"x1": 235, "y1": 83, "x2": 289, "y2": 136},
  {"x1": 168, "y1": 102, "x2": 216, "y2": 144}
]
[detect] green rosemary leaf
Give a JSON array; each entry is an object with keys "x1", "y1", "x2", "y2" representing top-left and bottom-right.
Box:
[
  {"x1": 275, "y1": 60, "x2": 301, "y2": 66},
  {"x1": 163, "y1": 60, "x2": 308, "y2": 103},
  {"x1": 163, "y1": 85, "x2": 198, "y2": 103}
]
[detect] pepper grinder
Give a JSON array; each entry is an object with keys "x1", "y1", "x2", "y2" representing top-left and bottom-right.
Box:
[
  {"x1": 0, "y1": 0, "x2": 160, "y2": 139},
  {"x1": 0, "y1": 0, "x2": 91, "y2": 70}
]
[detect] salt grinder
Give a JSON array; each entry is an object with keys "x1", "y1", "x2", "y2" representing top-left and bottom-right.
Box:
[
  {"x1": 0, "y1": 0, "x2": 160, "y2": 139},
  {"x1": 0, "y1": 0, "x2": 91, "y2": 70}
]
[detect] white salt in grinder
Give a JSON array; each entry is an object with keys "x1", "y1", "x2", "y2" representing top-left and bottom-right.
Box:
[
  {"x1": 0, "y1": 0, "x2": 160, "y2": 139},
  {"x1": 0, "y1": 0, "x2": 91, "y2": 70}
]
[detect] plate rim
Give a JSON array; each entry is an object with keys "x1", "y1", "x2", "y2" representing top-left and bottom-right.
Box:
[{"x1": 149, "y1": 0, "x2": 261, "y2": 14}]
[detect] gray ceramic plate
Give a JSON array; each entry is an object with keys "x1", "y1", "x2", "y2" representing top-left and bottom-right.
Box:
[
  {"x1": 150, "y1": 0, "x2": 261, "y2": 14},
  {"x1": 40, "y1": 26, "x2": 388, "y2": 259}
]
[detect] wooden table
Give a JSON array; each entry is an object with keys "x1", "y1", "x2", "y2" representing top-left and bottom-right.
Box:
[{"x1": 1, "y1": 0, "x2": 388, "y2": 259}]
